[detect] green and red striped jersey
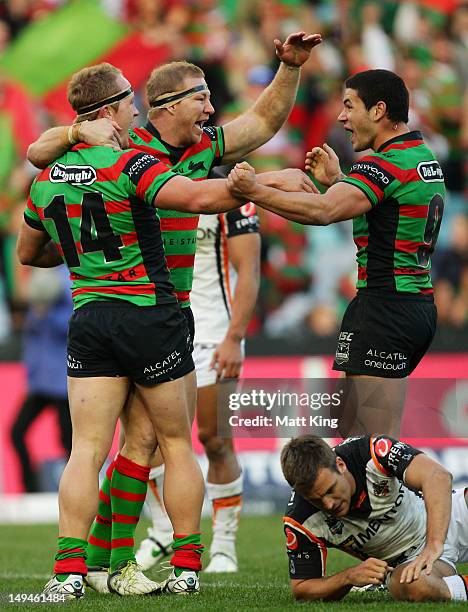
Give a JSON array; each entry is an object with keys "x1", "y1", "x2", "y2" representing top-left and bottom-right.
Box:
[
  {"x1": 342, "y1": 131, "x2": 445, "y2": 294},
  {"x1": 129, "y1": 122, "x2": 225, "y2": 306},
  {"x1": 24, "y1": 144, "x2": 179, "y2": 309}
]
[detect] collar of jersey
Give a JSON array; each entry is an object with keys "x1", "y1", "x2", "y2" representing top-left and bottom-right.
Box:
[
  {"x1": 377, "y1": 130, "x2": 423, "y2": 153},
  {"x1": 143, "y1": 120, "x2": 188, "y2": 161}
]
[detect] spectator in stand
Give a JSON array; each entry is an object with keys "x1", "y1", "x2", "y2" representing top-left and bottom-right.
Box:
[
  {"x1": 11, "y1": 266, "x2": 72, "y2": 492},
  {"x1": 433, "y1": 214, "x2": 468, "y2": 327}
]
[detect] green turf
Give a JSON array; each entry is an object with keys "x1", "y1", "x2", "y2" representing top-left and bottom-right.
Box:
[{"x1": 0, "y1": 517, "x2": 466, "y2": 610}]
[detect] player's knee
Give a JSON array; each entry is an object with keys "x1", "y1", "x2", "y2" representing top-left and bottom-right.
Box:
[
  {"x1": 389, "y1": 577, "x2": 445, "y2": 602},
  {"x1": 199, "y1": 432, "x2": 230, "y2": 462}
]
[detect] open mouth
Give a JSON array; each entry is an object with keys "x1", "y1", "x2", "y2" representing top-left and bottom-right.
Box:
[{"x1": 195, "y1": 120, "x2": 206, "y2": 130}]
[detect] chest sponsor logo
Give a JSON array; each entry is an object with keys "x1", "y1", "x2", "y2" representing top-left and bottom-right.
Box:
[
  {"x1": 285, "y1": 528, "x2": 298, "y2": 550},
  {"x1": 50, "y1": 163, "x2": 97, "y2": 186},
  {"x1": 372, "y1": 480, "x2": 390, "y2": 497},
  {"x1": 417, "y1": 161, "x2": 444, "y2": 183},
  {"x1": 336, "y1": 487, "x2": 406, "y2": 554}
]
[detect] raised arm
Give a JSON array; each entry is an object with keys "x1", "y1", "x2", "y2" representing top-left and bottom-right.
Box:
[
  {"x1": 221, "y1": 32, "x2": 322, "y2": 163},
  {"x1": 227, "y1": 162, "x2": 371, "y2": 225},
  {"x1": 27, "y1": 119, "x2": 122, "y2": 169}
]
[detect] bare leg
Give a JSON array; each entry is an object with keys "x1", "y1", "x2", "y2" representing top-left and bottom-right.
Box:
[
  {"x1": 197, "y1": 383, "x2": 241, "y2": 484},
  {"x1": 336, "y1": 375, "x2": 407, "y2": 438},
  {"x1": 135, "y1": 375, "x2": 204, "y2": 535},
  {"x1": 198, "y1": 381, "x2": 242, "y2": 571},
  {"x1": 389, "y1": 559, "x2": 455, "y2": 602},
  {"x1": 58, "y1": 376, "x2": 130, "y2": 539}
]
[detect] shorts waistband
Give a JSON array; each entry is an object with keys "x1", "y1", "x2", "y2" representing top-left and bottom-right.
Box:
[
  {"x1": 75, "y1": 298, "x2": 178, "y2": 310},
  {"x1": 357, "y1": 289, "x2": 434, "y2": 302}
]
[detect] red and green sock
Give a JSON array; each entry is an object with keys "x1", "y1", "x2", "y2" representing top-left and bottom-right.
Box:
[
  {"x1": 110, "y1": 454, "x2": 150, "y2": 572},
  {"x1": 54, "y1": 536, "x2": 88, "y2": 577},
  {"x1": 86, "y1": 459, "x2": 115, "y2": 569},
  {"x1": 171, "y1": 533, "x2": 204, "y2": 575}
]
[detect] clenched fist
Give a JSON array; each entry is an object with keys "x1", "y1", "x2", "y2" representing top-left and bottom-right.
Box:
[{"x1": 227, "y1": 162, "x2": 258, "y2": 199}]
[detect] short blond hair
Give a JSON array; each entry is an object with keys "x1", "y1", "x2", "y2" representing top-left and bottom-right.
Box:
[
  {"x1": 67, "y1": 63, "x2": 123, "y2": 121},
  {"x1": 146, "y1": 61, "x2": 205, "y2": 108}
]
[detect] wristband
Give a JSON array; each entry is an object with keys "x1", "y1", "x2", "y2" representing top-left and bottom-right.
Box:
[{"x1": 67, "y1": 124, "x2": 78, "y2": 145}]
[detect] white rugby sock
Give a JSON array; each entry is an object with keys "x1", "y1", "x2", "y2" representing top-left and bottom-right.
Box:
[
  {"x1": 146, "y1": 464, "x2": 173, "y2": 546},
  {"x1": 207, "y1": 474, "x2": 243, "y2": 559},
  {"x1": 442, "y1": 575, "x2": 468, "y2": 601}
]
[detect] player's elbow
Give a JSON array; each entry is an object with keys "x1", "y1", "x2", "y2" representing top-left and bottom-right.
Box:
[
  {"x1": 27, "y1": 143, "x2": 48, "y2": 170},
  {"x1": 291, "y1": 580, "x2": 320, "y2": 602},
  {"x1": 17, "y1": 245, "x2": 35, "y2": 266}
]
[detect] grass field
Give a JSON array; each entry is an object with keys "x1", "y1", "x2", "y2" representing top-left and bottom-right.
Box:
[{"x1": 1, "y1": 517, "x2": 467, "y2": 610}]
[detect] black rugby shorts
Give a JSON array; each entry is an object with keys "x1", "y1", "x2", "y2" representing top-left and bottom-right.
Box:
[
  {"x1": 333, "y1": 291, "x2": 437, "y2": 378},
  {"x1": 67, "y1": 300, "x2": 194, "y2": 385}
]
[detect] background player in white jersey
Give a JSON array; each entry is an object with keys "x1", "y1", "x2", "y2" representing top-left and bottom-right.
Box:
[
  {"x1": 137, "y1": 199, "x2": 260, "y2": 573},
  {"x1": 281, "y1": 435, "x2": 468, "y2": 602}
]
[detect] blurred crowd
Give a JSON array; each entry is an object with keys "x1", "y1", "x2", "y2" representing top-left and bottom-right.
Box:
[{"x1": 0, "y1": 0, "x2": 466, "y2": 343}]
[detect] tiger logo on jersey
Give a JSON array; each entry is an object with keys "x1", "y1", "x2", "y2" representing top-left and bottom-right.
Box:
[{"x1": 373, "y1": 480, "x2": 390, "y2": 497}]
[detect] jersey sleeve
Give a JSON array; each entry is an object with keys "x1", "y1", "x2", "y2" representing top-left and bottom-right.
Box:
[
  {"x1": 121, "y1": 151, "x2": 178, "y2": 206},
  {"x1": 24, "y1": 193, "x2": 45, "y2": 231},
  {"x1": 203, "y1": 126, "x2": 225, "y2": 166},
  {"x1": 283, "y1": 518, "x2": 328, "y2": 580},
  {"x1": 225, "y1": 203, "x2": 260, "y2": 238},
  {"x1": 341, "y1": 154, "x2": 398, "y2": 207},
  {"x1": 370, "y1": 435, "x2": 422, "y2": 481}
]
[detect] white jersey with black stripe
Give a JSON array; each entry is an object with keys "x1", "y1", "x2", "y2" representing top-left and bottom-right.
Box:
[
  {"x1": 191, "y1": 205, "x2": 259, "y2": 344},
  {"x1": 283, "y1": 436, "x2": 428, "y2": 580}
]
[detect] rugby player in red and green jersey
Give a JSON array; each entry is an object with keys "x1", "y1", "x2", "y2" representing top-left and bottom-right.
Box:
[
  {"x1": 25, "y1": 34, "x2": 321, "y2": 597},
  {"x1": 227, "y1": 69, "x2": 445, "y2": 439},
  {"x1": 18, "y1": 61, "x2": 255, "y2": 599}
]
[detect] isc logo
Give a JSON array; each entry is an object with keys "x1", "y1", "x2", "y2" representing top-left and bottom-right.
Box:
[{"x1": 339, "y1": 332, "x2": 354, "y2": 342}]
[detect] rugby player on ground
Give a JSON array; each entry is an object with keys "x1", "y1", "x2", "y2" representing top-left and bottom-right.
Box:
[{"x1": 281, "y1": 435, "x2": 468, "y2": 602}]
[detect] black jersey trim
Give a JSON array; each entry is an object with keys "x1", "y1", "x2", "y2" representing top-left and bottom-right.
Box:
[
  {"x1": 377, "y1": 131, "x2": 423, "y2": 153},
  {"x1": 150, "y1": 173, "x2": 179, "y2": 205},
  {"x1": 366, "y1": 196, "x2": 400, "y2": 291},
  {"x1": 129, "y1": 195, "x2": 175, "y2": 301},
  {"x1": 218, "y1": 125, "x2": 225, "y2": 161},
  {"x1": 214, "y1": 217, "x2": 231, "y2": 319},
  {"x1": 341, "y1": 179, "x2": 376, "y2": 207},
  {"x1": 24, "y1": 212, "x2": 46, "y2": 231}
]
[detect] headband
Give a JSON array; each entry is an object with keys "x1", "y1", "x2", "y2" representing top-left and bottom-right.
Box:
[
  {"x1": 149, "y1": 84, "x2": 209, "y2": 110},
  {"x1": 76, "y1": 86, "x2": 134, "y2": 115}
]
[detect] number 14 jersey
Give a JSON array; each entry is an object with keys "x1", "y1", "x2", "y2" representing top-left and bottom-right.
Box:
[{"x1": 25, "y1": 145, "x2": 178, "y2": 309}]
